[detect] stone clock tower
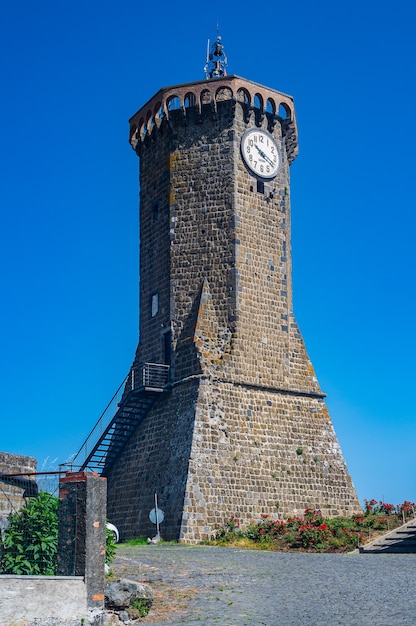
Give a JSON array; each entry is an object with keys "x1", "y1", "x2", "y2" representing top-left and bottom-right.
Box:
[{"x1": 100, "y1": 40, "x2": 361, "y2": 541}]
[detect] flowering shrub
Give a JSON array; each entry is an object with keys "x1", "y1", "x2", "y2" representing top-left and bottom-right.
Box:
[
  {"x1": 215, "y1": 515, "x2": 241, "y2": 540},
  {"x1": 378, "y1": 501, "x2": 396, "y2": 515},
  {"x1": 338, "y1": 527, "x2": 364, "y2": 548},
  {"x1": 212, "y1": 499, "x2": 416, "y2": 552},
  {"x1": 398, "y1": 501, "x2": 416, "y2": 517},
  {"x1": 303, "y1": 509, "x2": 324, "y2": 524},
  {"x1": 298, "y1": 522, "x2": 332, "y2": 550},
  {"x1": 364, "y1": 498, "x2": 379, "y2": 514},
  {"x1": 325, "y1": 518, "x2": 364, "y2": 549},
  {"x1": 285, "y1": 516, "x2": 303, "y2": 530},
  {"x1": 246, "y1": 514, "x2": 286, "y2": 542},
  {"x1": 354, "y1": 515, "x2": 373, "y2": 530}
]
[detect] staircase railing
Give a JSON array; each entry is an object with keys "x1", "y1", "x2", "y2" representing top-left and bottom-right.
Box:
[
  {"x1": 133, "y1": 362, "x2": 170, "y2": 390},
  {"x1": 69, "y1": 363, "x2": 170, "y2": 470}
]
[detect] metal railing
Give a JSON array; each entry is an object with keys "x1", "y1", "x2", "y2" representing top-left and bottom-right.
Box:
[
  {"x1": 69, "y1": 363, "x2": 170, "y2": 470},
  {"x1": 132, "y1": 362, "x2": 170, "y2": 390}
]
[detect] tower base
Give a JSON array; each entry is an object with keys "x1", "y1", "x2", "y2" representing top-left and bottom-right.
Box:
[{"x1": 106, "y1": 376, "x2": 360, "y2": 543}]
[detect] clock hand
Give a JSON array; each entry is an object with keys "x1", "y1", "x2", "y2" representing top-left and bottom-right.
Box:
[
  {"x1": 254, "y1": 144, "x2": 274, "y2": 167},
  {"x1": 254, "y1": 144, "x2": 266, "y2": 159}
]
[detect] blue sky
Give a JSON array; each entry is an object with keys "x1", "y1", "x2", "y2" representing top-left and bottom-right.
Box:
[{"x1": 1, "y1": 0, "x2": 415, "y2": 507}]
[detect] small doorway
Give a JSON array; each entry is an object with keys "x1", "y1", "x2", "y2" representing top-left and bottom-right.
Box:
[{"x1": 162, "y1": 329, "x2": 171, "y2": 366}]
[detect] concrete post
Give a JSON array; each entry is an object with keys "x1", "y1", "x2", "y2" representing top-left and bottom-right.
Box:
[{"x1": 58, "y1": 471, "x2": 107, "y2": 609}]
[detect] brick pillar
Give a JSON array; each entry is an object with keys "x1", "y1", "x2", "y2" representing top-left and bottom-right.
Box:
[{"x1": 58, "y1": 471, "x2": 107, "y2": 609}]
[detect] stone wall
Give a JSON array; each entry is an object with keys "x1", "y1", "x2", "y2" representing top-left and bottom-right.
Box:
[
  {"x1": 108, "y1": 374, "x2": 359, "y2": 542},
  {"x1": 0, "y1": 576, "x2": 87, "y2": 625},
  {"x1": 107, "y1": 380, "x2": 199, "y2": 540},
  {"x1": 181, "y1": 378, "x2": 358, "y2": 542},
  {"x1": 0, "y1": 451, "x2": 37, "y2": 534}
]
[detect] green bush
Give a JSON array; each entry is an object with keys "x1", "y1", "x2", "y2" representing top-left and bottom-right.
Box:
[
  {"x1": 0, "y1": 492, "x2": 58, "y2": 575},
  {"x1": 128, "y1": 597, "x2": 151, "y2": 618},
  {"x1": 0, "y1": 491, "x2": 117, "y2": 574},
  {"x1": 105, "y1": 524, "x2": 117, "y2": 565},
  {"x1": 298, "y1": 522, "x2": 332, "y2": 550},
  {"x1": 214, "y1": 515, "x2": 241, "y2": 541}
]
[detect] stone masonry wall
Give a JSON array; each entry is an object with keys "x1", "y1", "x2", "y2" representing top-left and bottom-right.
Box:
[
  {"x1": 134, "y1": 99, "x2": 237, "y2": 380},
  {"x1": 0, "y1": 451, "x2": 37, "y2": 535},
  {"x1": 136, "y1": 95, "x2": 321, "y2": 394},
  {"x1": 168, "y1": 101, "x2": 236, "y2": 381},
  {"x1": 181, "y1": 378, "x2": 359, "y2": 542},
  {"x1": 134, "y1": 121, "x2": 172, "y2": 366},
  {"x1": 227, "y1": 105, "x2": 321, "y2": 392},
  {"x1": 107, "y1": 380, "x2": 199, "y2": 541},
  {"x1": 107, "y1": 374, "x2": 360, "y2": 543}
]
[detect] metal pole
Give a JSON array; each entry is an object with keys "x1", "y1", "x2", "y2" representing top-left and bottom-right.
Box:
[{"x1": 155, "y1": 493, "x2": 160, "y2": 538}]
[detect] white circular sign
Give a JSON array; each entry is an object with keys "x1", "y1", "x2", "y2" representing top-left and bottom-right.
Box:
[{"x1": 149, "y1": 508, "x2": 165, "y2": 524}]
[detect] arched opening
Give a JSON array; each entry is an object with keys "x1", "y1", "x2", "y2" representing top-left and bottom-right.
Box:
[
  {"x1": 145, "y1": 109, "x2": 154, "y2": 132},
  {"x1": 253, "y1": 93, "x2": 263, "y2": 111},
  {"x1": 167, "y1": 95, "x2": 181, "y2": 111},
  {"x1": 154, "y1": 102, "x2": 165, "y2": 120},
  {"x1": 278, "y1": 103, "x2": 291, "y2": 120},
  {"x1": 265, "y1": 98, "x2": 276, "y2": 114},
  {"x1": 237, "y1": 88, "x2": 250, "y2": 105},
  {"x1": 215, "y1": 86, "x2": 233, "y2": 102},
  {"x1": 137, "y1": 117, "x2": 146, "y2": 138},
  {"x1": 184, "y1": 92, "x2": 197, "y2": 107},
  {"x1": 130, "y1": 124, "x2": 137, "y2": 141},
  {"x1": 200, "y1": 89, "x2": 212, "y2": 105}
]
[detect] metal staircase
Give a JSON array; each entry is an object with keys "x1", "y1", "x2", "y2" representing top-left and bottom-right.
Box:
[{"x1": 71, "y1": 363, "x2": 170, "y2": 476}]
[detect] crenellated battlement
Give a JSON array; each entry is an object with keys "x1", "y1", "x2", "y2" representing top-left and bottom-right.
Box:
[{"x1": 129, "y1": 75, "x2": 298, "y2": 163}]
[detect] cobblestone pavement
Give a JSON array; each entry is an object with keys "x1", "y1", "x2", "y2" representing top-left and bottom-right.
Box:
[{"x1": 112, "y1": 545, "x2": 416, "y2": 625}]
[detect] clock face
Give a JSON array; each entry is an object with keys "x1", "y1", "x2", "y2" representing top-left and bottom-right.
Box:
[{"x1": 241, "y1": 128, "x2": 280, "y2": 179}]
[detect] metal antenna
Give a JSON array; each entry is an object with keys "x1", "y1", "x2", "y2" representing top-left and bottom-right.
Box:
[
  {"x1": 204, "y1": 39, "x2": 211, "y2": 79},
  {"x1": 204, "y1": 23, "x2": 228, "y2": 79}
]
